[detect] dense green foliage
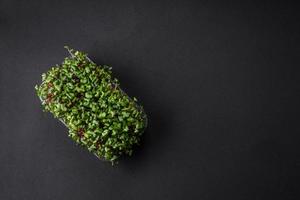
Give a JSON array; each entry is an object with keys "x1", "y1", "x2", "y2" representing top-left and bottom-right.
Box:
[{"x1": 35, "y1": 47, "x2": 147, "y2": 163}]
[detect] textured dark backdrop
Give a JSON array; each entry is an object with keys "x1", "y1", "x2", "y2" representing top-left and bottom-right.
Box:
[{"x1": 0, "y1": 1, "x2": 299, "y2": 199}]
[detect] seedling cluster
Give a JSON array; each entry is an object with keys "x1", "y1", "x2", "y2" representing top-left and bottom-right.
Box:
[{"x1": 35, "y1": 47, "x2": 147, "y2": 163}]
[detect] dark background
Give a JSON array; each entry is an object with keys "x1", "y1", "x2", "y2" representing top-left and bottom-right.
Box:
[{"x1": 0, "y1": 0, "x2": 299, "y2": 199}]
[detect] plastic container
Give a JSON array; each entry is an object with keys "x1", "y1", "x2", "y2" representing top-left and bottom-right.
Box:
[{"x1": 38, "y1": 50, "x2": 147, "y2": 161}]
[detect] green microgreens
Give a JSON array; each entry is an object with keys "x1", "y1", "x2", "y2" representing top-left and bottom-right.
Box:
[{"x1": 35, "y1": 47, "x2": 147, "y2": 164}]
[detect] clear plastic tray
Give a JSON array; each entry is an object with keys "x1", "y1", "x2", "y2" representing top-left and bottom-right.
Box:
[{"x1": 38, "y1": 50, "x2": 148, "y2": 161}]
